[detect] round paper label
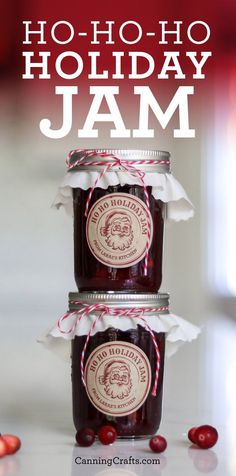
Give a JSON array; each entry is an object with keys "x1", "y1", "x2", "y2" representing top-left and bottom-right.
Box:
[
  {"x1": 86, "y1": 193, "x2": 153, "y2": 268},
  {"x1": 84, "y1": 341, "x2": 151, "y2": 417}
]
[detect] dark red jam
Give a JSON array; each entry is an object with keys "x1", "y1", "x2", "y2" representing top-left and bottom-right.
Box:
[
  {"x1": 73, "y1": 185, "x2": 164, "y2": 292},
  {"x1": 71, "y1": 326, "x2": 165, "y2": 438}
]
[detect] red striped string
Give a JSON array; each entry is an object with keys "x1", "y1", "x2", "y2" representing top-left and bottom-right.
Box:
[
  {"x1": 57, "y1": 302, "x2": 169, "y2": 396},
  {"x1": 66, "y1": 149, "x2": 170, "y2": 169},
  {"x1": 84, "y1": 162, "x2": 113, "y2": 217}
]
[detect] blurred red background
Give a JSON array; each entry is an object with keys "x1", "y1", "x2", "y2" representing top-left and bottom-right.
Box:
[{"x1": 1, "y1": 0, "x2": 235, "y2": 80}]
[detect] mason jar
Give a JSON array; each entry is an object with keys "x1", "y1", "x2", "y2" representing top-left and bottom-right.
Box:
[{"x1": 70, "y1": 292, "x2": 169, "y2": 438}]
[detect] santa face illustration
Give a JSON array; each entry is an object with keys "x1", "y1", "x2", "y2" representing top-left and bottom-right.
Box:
[
  {"x1": 100, "y1": 212, "x2": 134, "y2": 251},
  {"x1": 98, "y1": 361, "x2": 132, "y2": 399}
]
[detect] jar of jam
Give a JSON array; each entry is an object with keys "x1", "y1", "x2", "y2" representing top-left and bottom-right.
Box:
[
  {"x1": 69, "y1": 149, "x2": 170, "y2": 292},
  {"x1": 70, "y1": 292, "x2": 169, "y2": 438}
]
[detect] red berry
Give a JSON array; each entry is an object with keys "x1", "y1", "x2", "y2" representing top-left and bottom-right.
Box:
[
  {"x1": 188, "y1": 427, "x2": 198, "y2": 444},
  {"x1": 0, "y1": 438, "x2": 9, "y2": 458},
  {"x1": 98, "y1": 425, "x2": 117, "y2": 445},
  {"x1": 195, "y1": 425, "x2": 218, "y2": 449},
  {"x1": 2, "y1": 435, "x2": 21, "y2": 454},
  {"x1": 75, "y1": 428, "x2": 95, "y2": 447},
  {"x1": 149, "y1": 435, "x2": 167, "y2": 453}
]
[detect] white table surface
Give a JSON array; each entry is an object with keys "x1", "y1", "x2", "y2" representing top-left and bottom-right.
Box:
[{"x1": 0, "y1": 312, "x2": 234, "y2": 476}]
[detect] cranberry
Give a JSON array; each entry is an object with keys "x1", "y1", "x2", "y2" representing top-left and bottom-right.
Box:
[
  {"x1": 75, "y1": 428, "x2": 95, "y2": 447},
  {"x1": 195, "y1": 425, "x2": 218, "y2": 449},
  {"x1": 98, "y1": 425, "x2": 117, "y2": 445},
  {"x1": 0, "y1": 438, "x2": 8, "y2": 458},
  {"x1": 1, "y1": 435, "x2": 21, "y2": 454},
  {"x1": 188, "y1": 427, "x2": 198, "y2": 444},
  {"x1": 149, "y1": 435, "x2": 167, "y2": 453}
]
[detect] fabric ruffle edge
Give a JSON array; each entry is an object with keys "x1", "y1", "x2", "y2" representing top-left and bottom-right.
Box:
[
  {"x1": 52, "y1": 171, "x2": 194, "y2": 221},
  {"x1": 39, "y1": 312, "x2": 201, "y2": 359}
]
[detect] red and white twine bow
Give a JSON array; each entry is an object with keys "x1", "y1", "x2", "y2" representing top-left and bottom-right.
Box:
[
  {"x1": 66, "y1": 149, "x2": 168, "y2": 275},
  {"x1": 58, "y1": 301, "x2": 169, "y2": 396}
]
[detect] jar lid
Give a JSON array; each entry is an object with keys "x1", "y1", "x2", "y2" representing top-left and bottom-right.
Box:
[
  {"x1": 68, "y1": 149, "x2": 171, "y2": 173},
  {"x1": 68, "y1": 291, "x2": 169, "y2": 311}
]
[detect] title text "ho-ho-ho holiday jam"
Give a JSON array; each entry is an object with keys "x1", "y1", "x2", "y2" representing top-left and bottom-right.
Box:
[{"x1": 21, "y1": 20, "x2": 212, "y2": 139}]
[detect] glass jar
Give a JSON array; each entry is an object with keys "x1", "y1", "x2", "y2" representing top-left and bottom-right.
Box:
[
  {"x1": 70, "y1": 149, "x2": 170, "y2": 292},
  {"x1": 70, "y1": 292, "x2": 168, "y2": 438}
]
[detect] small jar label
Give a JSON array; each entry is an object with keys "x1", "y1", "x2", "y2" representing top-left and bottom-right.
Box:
[
  {"x1": 86, "y1": 192, "x2": 153, "y2": 268},
  {"x1": 84, "y1": 341, "x2": 152, "y2": 417}
]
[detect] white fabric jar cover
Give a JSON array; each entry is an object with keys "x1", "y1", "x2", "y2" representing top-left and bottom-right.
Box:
[
  {"x1": 42, "y1": 297, "x2": 201, "y2": 359},
  {"x1": 52, "y1": 149, "x2": 194, "y2": 221}
]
